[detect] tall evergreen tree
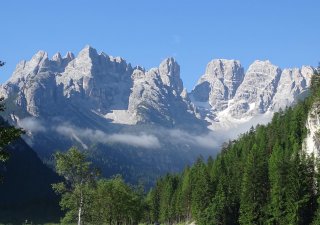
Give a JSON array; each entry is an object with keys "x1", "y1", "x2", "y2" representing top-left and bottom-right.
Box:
[
  {"x1": 205, "y1": 175, "x2": 228, "y2": 225},
  {"x1": 191, "y1": 158, "x2": 213, "y2": 224},
  {"x1": 177, "y1": 167, "x2": 192, "y2": 222},
  {"x1": 159, "y1": 174, "x2": 178, "y2": 224},
  {"x1": 268, "y1": 144, "x2": 288, "y2": 224},
  {"x1": 239, "y1": 144, "x2": 269, "y2": 225},
  {"x1": 285, "y1": 150, "x2": 315, "y2": 225}
]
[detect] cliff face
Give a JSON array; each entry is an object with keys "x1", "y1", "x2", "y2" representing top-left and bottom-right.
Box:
[
  {"x1": 303, "y1": 102, "x2": 320, "y2": 157},
  {"x1": 0, "y1": 46, "x2": 316, "y2": 187},
  {"x1": 190, "y1": 59, "x2": 314, "y2": 128},
  {"x1": 1, "y1": 46, "x2": 314, "y2": 131}
]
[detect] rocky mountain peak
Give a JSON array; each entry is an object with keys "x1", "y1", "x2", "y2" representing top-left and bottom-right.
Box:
[
  {"x1": 109, "y1": 56, "x2": 125, "y2": 64},
  {"x1": 7, "y1": 51, "x2": 50, "y2": 84},
  {"x1": 29, "y1": 50, "x2": 49, "y2": 69},
  {"x1": 31, "y1": 50, "x2": 48, "y2": 62},
  {"x1": 246, "y1": 60, "x2": 281, "y2": 75},
  {"x1": 227, "y1": 60, "x2": 282, "y2": 118},
  {"x1": 190, "y1": 59, "x2": 245, "y2": 114},
  {"x1": 52, "y1": 52, "x2": 62, "y2": 62},
  {"x1": 65, "y1": 51, "x2": 75, "y2": 61},
  {"x1": 0, "y1": 47, "x2": 315, "y2": 132},
  {"x1": 301, "y1": 66, "x2": 315, "y2": 85},
  {"x1": 271, "y1": 66, "x2": 315, "y2": 111},
  {"x1": 205, "y1": 59, "x2": 241, "y2": 77},
  {"x1": 77, "y1": 45, "x2": 99, "y2": 62},
  {"x1": 159, "y1": 57, "x2": 183, "y2": 95}
]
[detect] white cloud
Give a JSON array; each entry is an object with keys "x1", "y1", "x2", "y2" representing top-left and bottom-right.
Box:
[
  {"x1": 17, "y1": 115, "x2": 272, "y2": 152},
  {"x1": 215, "y1": 113, "x2": 273, "y2": 141},
  {"x1": 18, "y1": 117, "x2": 46, "y2": 132},
  {"x1": 167, "y1": 129, "x2": 220, "y2": 149},
  {"x1": 107, "y1": 133, "x2": 160, "y2": 149},
  {"x1": 55, "y1": 124, "x2": 161, "y2": 149}
]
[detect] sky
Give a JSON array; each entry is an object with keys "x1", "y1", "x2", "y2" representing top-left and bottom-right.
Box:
[{"x1": 0, "y1": 0, "x2": 319, "y2": 91}]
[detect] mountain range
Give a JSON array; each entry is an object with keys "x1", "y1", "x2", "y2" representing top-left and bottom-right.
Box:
[{"x1": 0, "y1": 46, "x2": 315, "y2": 185}]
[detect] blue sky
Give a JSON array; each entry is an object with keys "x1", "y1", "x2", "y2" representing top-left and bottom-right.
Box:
[{"x1": 0, "y1": 0, "x2": 319, "y2": 90}]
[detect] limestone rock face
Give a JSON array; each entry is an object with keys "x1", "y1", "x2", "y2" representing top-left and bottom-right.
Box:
[
  {"x1": 228, "y1": 60, "x2": 282, "y2": 118},
  {"x1": 159, "y1": 57, "x2": 183, "y2": 95},
  {"x1": 0, "y1": 46, "x2": 201, "y2": 129},
  {"x1": 128, "y1": 59, "x2": 201, "y2": 128},
  {"x1": 190, "y1": 59, "x2": 244, "y2": 114},
  {"x1": 56, "y1": 45, "x2": 133, "y2": 113},
  {"x1": 0, "y1": 46, "x2": 316, "y2": 140},
  {"x1": 189, "y1": 59, "x2": 315, "y2": 128},
  {"x1": 0, "y1": 50, "x2": 72, "y2": 116},
  {"x1": 303, "y1": 102, "x2": 320, "y2": 158},
  {"x1": 271, "y1": 66, "x2": 313, "y2": 111}
]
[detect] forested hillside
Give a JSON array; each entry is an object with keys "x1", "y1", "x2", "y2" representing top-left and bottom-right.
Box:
[{"x1": 145, "y1": 70, "x2": 320, "y2": 225}]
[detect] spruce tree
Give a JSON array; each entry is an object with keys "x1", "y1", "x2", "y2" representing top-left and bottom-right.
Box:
[
  {"x1": 312, "y1": 159, "x2": 320, "y2": 225},
  {"x1": 191, "y1": 158, "x2": 213, "y2": 224},
  {"x1": 205, "y1": 175, "x2": 228, "y2": 225},
  {"x1": 179, "y1": 167, "x2": 192, "y2": 221},
  {"x1": 239, "y1": 144, "x2": 269, "y2": 225},
  {"x1": 268, "y1": 144, "x2": 288, "y2": 224}
]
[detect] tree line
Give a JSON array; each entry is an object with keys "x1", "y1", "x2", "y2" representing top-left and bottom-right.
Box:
[{"x1": 145, "y1": 67, "x2": 320, "y2": 225}]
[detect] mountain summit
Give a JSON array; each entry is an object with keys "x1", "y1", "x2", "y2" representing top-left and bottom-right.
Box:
[{"x1": 0, "y1": 46, "x2": 315, "y2": 184}]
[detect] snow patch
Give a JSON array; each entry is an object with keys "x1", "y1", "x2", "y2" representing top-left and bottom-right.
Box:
[{"x1": 104, "y1": 110, "x2": 136, "y2": 125}]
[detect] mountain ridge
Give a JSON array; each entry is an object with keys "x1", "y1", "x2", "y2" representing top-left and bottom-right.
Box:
[
  {"x1": 0, "y1": 46, "x2": 315, "y2": 185},
  {"x1": 1, "y1": 46, "x2": 314, "y2": 129}
]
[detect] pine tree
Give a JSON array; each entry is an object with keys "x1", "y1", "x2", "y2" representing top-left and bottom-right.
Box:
[
  {"x1": 205, "y1": 175, "x2": 228, "y2": 225},
  {"x1": 178, "y1": 167, "x2": 192, "y2": 222},
  {"x1": 191, "y1": 158, "x2": 213, "y2": 224},
  {"x1": 147, "y1": 188, "x2": 160, "y2": 224},
  {"x1": 239, "y1": 144, "x2": 269, "y2": 225},
  {"x1": 268, "y1": 144, "x2": 288, "y2": 224},
  {"x1": 285, "y1": 150, "x2": 315, "y2": 225}
]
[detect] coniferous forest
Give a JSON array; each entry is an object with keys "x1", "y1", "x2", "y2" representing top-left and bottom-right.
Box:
[{"x1": 144, "y1": 70, "x2": 320, "y2": 225}]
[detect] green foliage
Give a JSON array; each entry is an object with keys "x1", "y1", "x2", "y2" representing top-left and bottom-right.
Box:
[
  {"x1": 268, "y1": 144, "x2": 288, "y2": 224},
  {"x1": 239, "y1": 143, "x2": 269, "y2": 225},
  {"x1": 0, "y1": 114, "x2": 23, "y2": 162},
  {"x1": 90, "y1": 176, "x2": 144, "y2": 225},
  {"x1": 145, "y1": 69, "x2": 320, "y2": 225},
  {"x1": 0, "y1": 60, "x2": 24, "y2": 180},
  {"x1": 310, "y1": 64, "x2": 320, "y2": 98},
  {"x1": 190, "y1": 158, "x2": 213, "y2": 224},
  {"x1": 53, "y1": 147, "x2": 145, "y2": 225},
  {"x1": 52, "y1": 147, "x2": 99, "y2": 225}
]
